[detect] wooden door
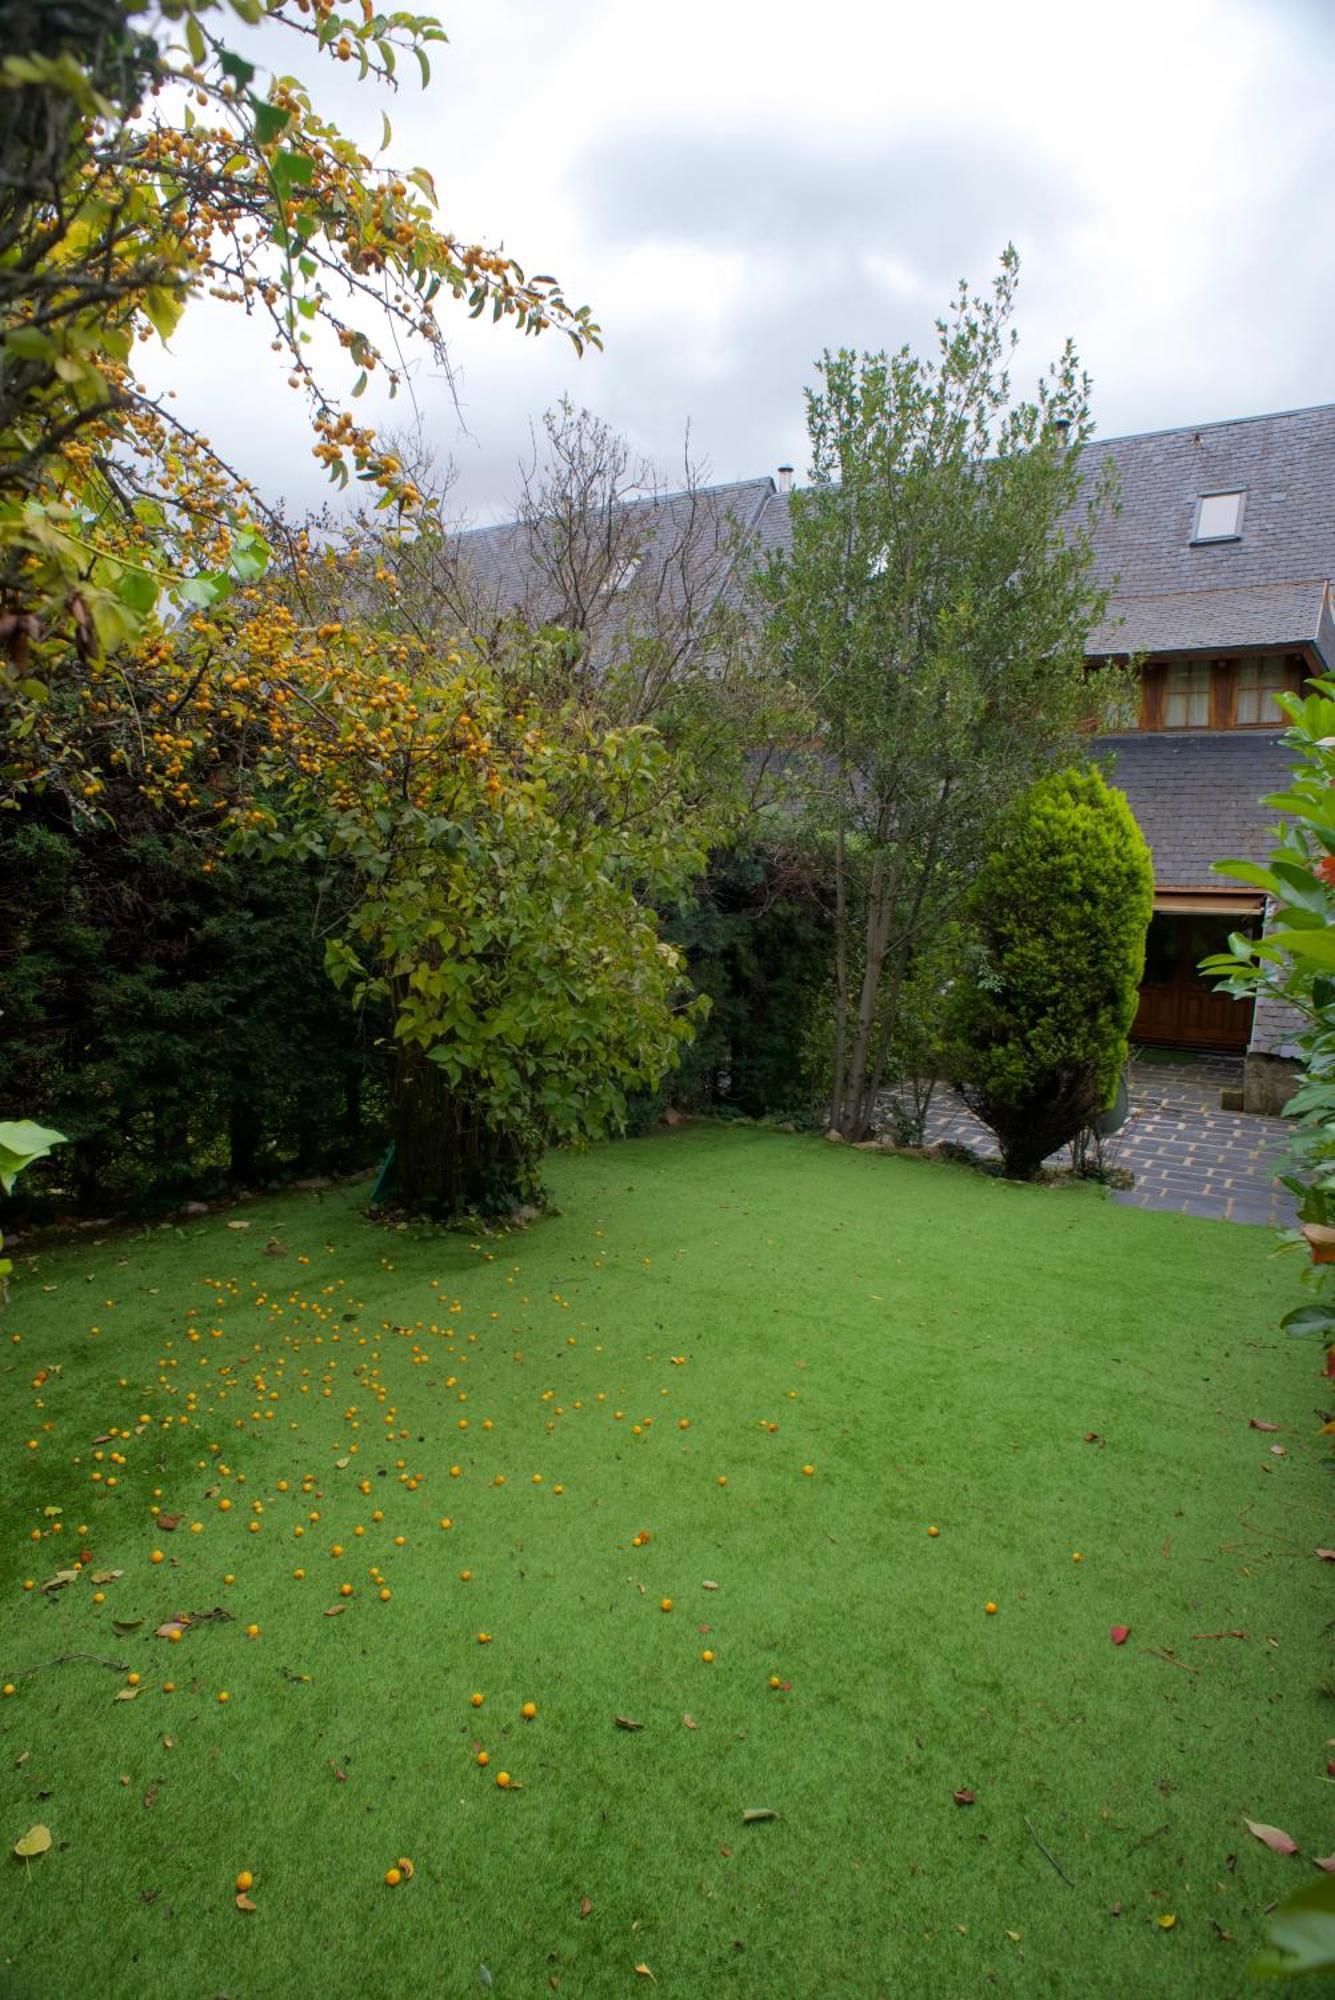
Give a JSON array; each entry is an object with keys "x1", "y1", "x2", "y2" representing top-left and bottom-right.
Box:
[{"x1": 1133, "y1": 912, "x2": 1255, "y2": 1050}]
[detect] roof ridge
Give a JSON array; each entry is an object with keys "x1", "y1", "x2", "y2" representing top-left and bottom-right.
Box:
[
  {"x1": 1089, "y1": 401, "x2": 1335, "y2": 450},
  {"x1": 453, "y1": 473, "x2": 776, "y2": 541}
]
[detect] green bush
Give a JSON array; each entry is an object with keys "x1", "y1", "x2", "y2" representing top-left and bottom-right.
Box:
[
  {"x1": 946, "y1": 765, "x2": 1153, "y2": 1178},
  {"x1": 0, "y1": 801, "x2": 386, "y2": 1216},
  {"x1": 644, "y1": 843, "x2": 832, "y2": 1127}
]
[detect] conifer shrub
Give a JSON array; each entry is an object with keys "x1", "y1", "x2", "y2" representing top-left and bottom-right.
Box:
[{"x1": 946, "y1": 765, "x2": 1153, "y2": 1178}]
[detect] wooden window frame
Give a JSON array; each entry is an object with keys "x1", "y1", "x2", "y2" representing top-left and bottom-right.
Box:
[{"x1": 1138, "y1": 653, "x2": 1307, "y2": 730}]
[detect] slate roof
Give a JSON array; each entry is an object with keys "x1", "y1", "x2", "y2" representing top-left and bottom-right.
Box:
[
  {"x1": 1094, "y1": 730, "x2": 1294, "y2": 888},
  {"x1": 1088, "y1": 580, "x2": 1331, "y2": 660},
  {"x1": 451, "y1": 476, "x2": 775, "y2": 627},
  {"x1": 450, "y1": 402, "x2": 1335, "y2": 668}
]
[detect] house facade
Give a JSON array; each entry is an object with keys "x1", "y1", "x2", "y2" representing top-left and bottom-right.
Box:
[
  {"x1": 455, "y1": 402, "x2": 1334, "y2": 1105},
  {"x1": 1075, "y1": 404, "x2": 1335, "y2": 1104}
]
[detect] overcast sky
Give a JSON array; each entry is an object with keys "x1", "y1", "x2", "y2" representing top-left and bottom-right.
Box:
[{"x1": 151, "y1": 0, "x2": 1335, "y2": 524}]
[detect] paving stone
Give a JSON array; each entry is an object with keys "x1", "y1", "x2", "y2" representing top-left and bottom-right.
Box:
[{"x1": 889, "y1": 1053, "x2": 1299, "y2": 1228}]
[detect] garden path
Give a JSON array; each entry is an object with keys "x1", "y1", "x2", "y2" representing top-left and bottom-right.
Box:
[{"x1": 905, "y1": 1053, "x2": 1298, "y2": 1226}]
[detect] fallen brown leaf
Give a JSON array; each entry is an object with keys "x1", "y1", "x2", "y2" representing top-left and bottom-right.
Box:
[
  {"x1": 1269, "y1": 1444, "x2": 1287, "y2": 1457},
  {"x1": 1243, "y1": 1817, "x2": 1299, "y2": 1856},
  {"x1": 682, "y1": 1714, "x2": 698, "y2": 1730},
  {"x1": 89, "y1": 1569, "x2": 122, "y2": 1585},
  {"x1": 1249, "y1": 1419, "x2": 1280, "y2": 1432},
  {"x1": 157, "y1": 1513, "x2": 183, "y2": 1532},
  {"x1": 741, "y1": 1808, "x2": 778, "y2": 1823},
  {"x1": 114, "y1": 1686, "x2": 141, "y2": 1702},
  {"x1": 1317, "y1": 1549, "x2": 1335, "y2": 1563},
  {"x1": 633, "y1": 1966, "x2": 655, "y2": 1982},
  {"x1": 155, "y1": 1622, "x2": 187, "y2": 1641},
  {"x1": 578, "y1": 1896, "x2": 593, "y2": 1919},
  {"x1": 1314, "y1": 1856, "x2": 1335, "y2": 1874},
  {"x1": 953, "y1": 1788, "x2": 976, "y2": 1806},
  {"x1": 235, "y1": 1893, "x2": 257, "y2": 1911},
  {"x1": 323, "y1": 1605, "x2": 345, "y2": 1618},
  {"x1": 614, "y1": 1715, "x2": 644, "y2": 1731},
  {"x1": 143, "y1": 1785, "x2": 158, "y2": 1809},
  {"x1": 1193, "y1": 1630, "x2": 1247, "y2": 1640}
]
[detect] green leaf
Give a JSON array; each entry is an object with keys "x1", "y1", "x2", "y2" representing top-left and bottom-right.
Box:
[
  {"x1": 185, "y1": 14, "x2": 207, "y2": 64},
  {"x1": 250, "y1": 96, "x2": 293, "y2": 148},
  {"x1": 143, "y1": 285, "x2": 186, "y2": 343},
  {"x1": 219, "y1": 48, "x2": 257, "y2": 89},
  {"x1": 272, "y1": 149, "x2": 316, "y2": 201},
  {"x1": 1252, "y1": 1871, "x2": 1335, "y2": 1978},
  {"x1": 0, "y1": 1121, "x2": 65, "y2": 1196},
  {"x1": 1279, "y1": 1302, "x2": 1335, "y2": 1338}
]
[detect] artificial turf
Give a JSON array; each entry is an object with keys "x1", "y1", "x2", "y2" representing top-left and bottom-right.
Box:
[{"x1": 0, "y1": 1124, "x2": 1329, "y2": 1999}]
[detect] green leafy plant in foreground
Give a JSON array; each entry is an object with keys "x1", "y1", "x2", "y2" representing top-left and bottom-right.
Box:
[
  {"x1": 1253, "y1": 1871, "x2": 1335, "y2": 1979},
  {"x1": 1206, "y1": 680, "x2": 1335, "y2": 1348},
  {"x1": 0, "y1": 1118, "x2": 64, "y2": 1296}
]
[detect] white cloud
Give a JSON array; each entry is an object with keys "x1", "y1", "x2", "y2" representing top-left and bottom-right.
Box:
[{"x1": 141, "y1": 0, "x2": 1335, "y2": 523}]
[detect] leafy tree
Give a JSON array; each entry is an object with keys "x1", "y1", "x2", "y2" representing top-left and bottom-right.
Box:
[
  {"x1": 1, "y1": 0, "x2": 595, "y2": 770},
  {"x1": 1205, "y1": 678, "x2": 1335, "y2": 1347},
  {"x1": 945, "y1": 764, "x2": 1152, "y2": 1179},
  {"x1": 227, "y1": 620, "x2": 708, "y2": 1217},
  {"x1": 763, "y1": 249, "x2": 1121, "y2": 1140}
]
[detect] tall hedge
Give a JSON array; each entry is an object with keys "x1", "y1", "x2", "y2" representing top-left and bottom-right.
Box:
[
  {"x1": 947, "y1": 765, "x2": 1154, "y2": 1178},
  {"x1": 0, "y1": 800, "x2": 386, "y2": 1216}
]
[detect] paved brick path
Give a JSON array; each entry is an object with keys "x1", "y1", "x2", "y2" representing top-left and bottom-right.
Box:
[{"x1": 893, "y1": 1054, "x2": 1297, "y2": 1227}]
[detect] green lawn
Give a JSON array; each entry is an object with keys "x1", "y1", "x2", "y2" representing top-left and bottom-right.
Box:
[{"x1": 0, "y1": 1125, "x2": 1329, "y2": 1998}]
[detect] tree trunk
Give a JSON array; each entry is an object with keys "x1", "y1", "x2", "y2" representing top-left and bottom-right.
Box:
[{"x1": 389, "y1": 1044, "x2": 540, "y2": 1219}]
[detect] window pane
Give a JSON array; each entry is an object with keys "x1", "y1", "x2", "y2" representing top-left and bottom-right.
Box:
[
  {"x1": 1236, "y1": 656, "x2": 1286, "y2": 725},
  {"x1": 1195, "y1": 491, "x2": 1244, "y2": 539},
  {"x1": 1164, "y1": 662, "x2": 1211, "y2": 727}
]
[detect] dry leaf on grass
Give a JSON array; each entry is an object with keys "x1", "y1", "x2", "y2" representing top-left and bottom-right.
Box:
[
  {"x1": 1243, "y1": 1817, "x2": 1299, "y2": 1856},
  {"x1": 741, "y1": 1808, "x2": 778, "y2": 1823},
  {"x1": 89, "y1": 1569, "x2": 122, "y2": 1585},
  {"x1": 578, "y1": 1896, "x2": 593, "y2": 1919},
  {"x1": 953, "y1": 1788, "x2": 976, "y2": 1806},
  {"x1": 682, "y1": 1714, "x2": 698, "y2": 1730},
  {"x1": 1315, "y1": 1856, "x2": 1335, "y2": 1874},
  {"x1": 1249, "y1": 1419, "x2": 1280, "y2": 1432},
  {"x1": 323, "y1": 1605, "x2": 345, "y2": 1618},
  {"x1": 235, "y1": 1893, "x2": 257, "y2": 1911},
  {"x1": 114, "y1": 1687, "x2": 140, "y2": 1702},
  {"x1": 13, "y1": 1825, "x2": 51, "y2": 1859},
  {"x1": 1316, "y1": 1549, "x2": 1335, "y2": 1563},
  {"x1": 225, "y1": 1220, "x2": 250, "y2": 1231},
  {"x1": 157, "y1": 1513, "x2": 183, "y2": 1532},
  {"x1": 614, "y1": 1716, "x2": 644, "y2": 1732}
]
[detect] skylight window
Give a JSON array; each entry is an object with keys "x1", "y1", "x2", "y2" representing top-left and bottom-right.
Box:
[
  {"x1": 600, "y1": 555, "x2": 642, "y2": 594},
  {"x1": 1192, "y1": 491, "x2": 1245, "y2": 543}
]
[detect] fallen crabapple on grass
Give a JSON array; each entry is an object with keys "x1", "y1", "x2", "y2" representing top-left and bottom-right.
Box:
[{"x1": 0, "y1": 1125, "x2": 1324, "y2": 1999}]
